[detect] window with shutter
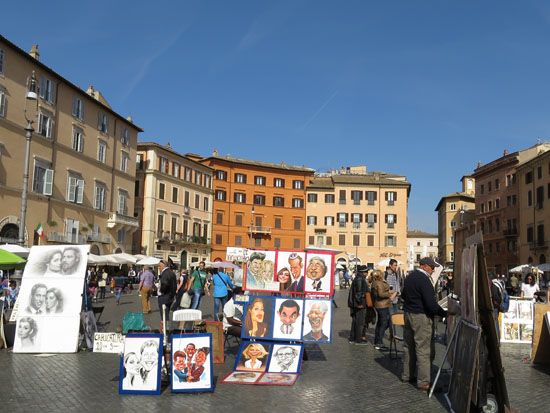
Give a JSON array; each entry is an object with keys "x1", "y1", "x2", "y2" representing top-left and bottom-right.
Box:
[{"x1": 43, "y1": 169, "x2": 54, "y2": 196}]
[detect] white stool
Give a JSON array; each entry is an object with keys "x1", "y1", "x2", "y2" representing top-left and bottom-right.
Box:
[{"x1": 172, "y1": 309, "x2": 202, "y2": 333}]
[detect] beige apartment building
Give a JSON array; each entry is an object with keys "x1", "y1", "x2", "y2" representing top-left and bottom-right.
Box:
[
  {"x1": 472, "y1": 143, "x2": 550, "y2": 275},
  {"x1": 305, "y1": 167, "x2": 410, "y2": 269},
  {"x1": 0, "y1": 36, "x2": 141, "y2": 254},
  {"x1": 134, "y1": 143, "x2": 213, "y2": 267},
  {"x1": 435, "y1": 175, "x2": 476, "y2": 267},
  {"x1": 407, "y1": 230, "x2": 438, "y2": 270},
  {"x1": 516, "y1": 148, "x2": 550, "y2": 266}
]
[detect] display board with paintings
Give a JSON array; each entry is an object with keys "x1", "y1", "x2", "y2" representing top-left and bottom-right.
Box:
[
  {"x1": 242, "y1": 296, "x2": 332, "y2": 343},
  {"x1": 500, "y1": 297, "x2": 534, "y2": 343},
  {"x1": 244, "y1": 249, "x2": 335, "y2": 296},
  {"x1": 119, "y1": 333, "x2": 163, "y2": 395},
  {"x1": 221, "y1": 340, "x2": 303, "y2": 386},
  {"x1": 13, "y1": 245, "x2": 90, "y2": 353},
  {"x1": 170, "y1": 333, "x2": 214, "y2": 393}
]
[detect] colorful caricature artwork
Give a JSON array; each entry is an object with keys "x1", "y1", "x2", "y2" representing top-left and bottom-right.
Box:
[
  {"x1": 171, "y1": 334, "x2": 214, "y2": 393},
  {"x1": 245, "y1": 250, "x2": 277, "y2": 291},
  {"x1": 304, "y1": 252, "x2": 334, "y2": 295},
  {"x1": 302, "y1": 299, "x2": 332, "y2": 343},
  {"x1": 119, "y1": 333, "x2": 163, "y2": 395},
  {"x1": 272, "y1": 298, "x2": 304, "y2": 341},
  {"x1": 257, "y1": 372, "x2": 299, "y2": 386},
  {"x1": 236, "y1": 342, "x2": 272, "y2": 373},
  {"x1": 222, "y1": 371, "x2": 263, "y2": 384},
  {"x1": 13, "y1": 245, "x2": 90, "y2": 353},
  {"x1": 243, "y1": 297, "x2": 273, "y2": 339}
]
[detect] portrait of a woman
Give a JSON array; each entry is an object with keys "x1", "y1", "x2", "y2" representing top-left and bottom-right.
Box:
[
  {"x1": 277, "y1": 267, "x2": 292, "y2": 291},
  {"x1": 17, "y1": 317, "x2": 38, "y2": 350},
  {"x1": 43, "y1": 250, "x2": 63, "y2": 277},
  {"x1": 240, "y1": 343, "x2": 269, "y2": 372},
  {"x1": 245, "y1": 298, "x2": 269, "y2": 337},
  {"x1": 122, "y1": 352, "x2": 142, "y2": 388},
  {"x1": 45, "y1": 288, "x2": 63, "y2": 313}
]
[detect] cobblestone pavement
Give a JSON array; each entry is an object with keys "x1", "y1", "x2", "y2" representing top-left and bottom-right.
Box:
[{"x1": 1, "y1": 288, "x2": 549, "y2": 412}]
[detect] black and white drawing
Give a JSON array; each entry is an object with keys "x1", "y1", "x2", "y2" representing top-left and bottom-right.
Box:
[
  {"x1": 267, "y1": 344, "x2": 302, "y2": 373},
  {"x1": 119, "y1": 334, "x2": 163, "y2": 394}
]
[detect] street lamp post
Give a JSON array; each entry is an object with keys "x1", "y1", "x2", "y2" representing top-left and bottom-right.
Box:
[{"x1": 18, "y1": 71, "x2": 38, "y2": 246}]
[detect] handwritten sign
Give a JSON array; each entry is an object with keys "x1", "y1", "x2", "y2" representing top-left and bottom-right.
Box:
[{"x1": 93, "y1": 332, "x2": 125, "y2": 353}]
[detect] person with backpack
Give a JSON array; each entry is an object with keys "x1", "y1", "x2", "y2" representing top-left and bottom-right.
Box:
[
  {"x1": 491, "y1": 274, "x2": 509, "y2": 338},
  {"x1": 212, "y1": 268, "x2": 235, "y2": 319}
]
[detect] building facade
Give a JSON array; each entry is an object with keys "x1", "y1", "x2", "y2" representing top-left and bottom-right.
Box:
[
  {"x1": 435, "y1": 176, "x2": 476, "y2": 267},
  {"x1": 195, "y1": 153, "x2": 315, "y2": 261},
  {"x1": 0, "y1": 36, "x2": 141, "y2": 254},
  {"x1": 407, "y1": 230, "x2": 438, "y2": 270},
  {"x1": 305, "y1": 168, "x2": 410, "y2": 269},
  {"x1": 516, "y1": 148, "x2": 550, "y2": 267},
  {"x1": 134, "y1": 143, "x2": 213, "y2": 267},
  {"x1": 472, "y1": 143, "x2": 550, "y2": 275}
]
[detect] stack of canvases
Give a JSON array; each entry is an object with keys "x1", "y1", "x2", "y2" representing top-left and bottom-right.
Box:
[
  {"x1": 222, "y1": 249, "x2": 334, "y2": 386},
  {"x1": 13, "y1": 245, "x2": 90, "y2": 353}
]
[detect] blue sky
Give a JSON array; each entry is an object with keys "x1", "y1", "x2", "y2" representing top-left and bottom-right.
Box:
[{"x1": 4, "y1": 1, "x2": 550, "y2": 233}]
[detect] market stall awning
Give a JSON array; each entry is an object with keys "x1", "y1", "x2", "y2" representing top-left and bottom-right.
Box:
[{"x1": 0, "y1": 249, "x2": 26, "y2": 269}]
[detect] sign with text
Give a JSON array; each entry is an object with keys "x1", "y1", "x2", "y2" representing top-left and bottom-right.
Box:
[{"x1": 93, "y1": 332, "x2": 125, "y2": 353}]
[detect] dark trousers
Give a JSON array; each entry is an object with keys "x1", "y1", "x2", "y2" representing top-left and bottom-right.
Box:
[
  {"x1": 158, "y1": 295, "x2": 173, "y2": 322},
  {"x1": 375, "y1": 307, "x2": 391, "y2": 345},
  {"x1": 350, "y1": 307, "x2": 366, "y2": 342}
]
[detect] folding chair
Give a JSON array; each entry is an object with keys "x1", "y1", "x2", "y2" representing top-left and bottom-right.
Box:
[
  {"x1": 389, "y1": 312, "x2": 405, "y2": 359},
  {"x1": 217, "y1": 313, "x2": 240, "y2": 348}
]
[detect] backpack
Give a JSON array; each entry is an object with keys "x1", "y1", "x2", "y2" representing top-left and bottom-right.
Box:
[{"x1": 492, "y1": 279, "x2": 509, "y2": 313}]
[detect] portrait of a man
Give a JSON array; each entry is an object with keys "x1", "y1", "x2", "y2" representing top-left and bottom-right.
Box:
[
  {"x1": 26, "y1": 283, "x2": 47, "y2": 314},
  {"x1": 287, "y1": 253, "x2": 305, "y2": 292},
  {"x1": 272, "y1": 298, "x2": 303, "y2": 340},
  {"x1": 246, "y1": 252, "x2": 266, "y2": 289},
  {"x1": 61, "y1": 247, "x2": 81, "y2": 275},
  {"x1": 268, "y1": 344, "x2": 301, "y2": 373},
  {"x1": 302, "y1": 300, "x2": 330, "y2": 342},
  {"x1": 304, "y1": 252, "x2": 334, "y2": 294}
]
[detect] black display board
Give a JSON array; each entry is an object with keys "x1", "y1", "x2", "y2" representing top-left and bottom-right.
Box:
[{"x1": 445, "y1": 320, "x2": 482, "y2": 413}]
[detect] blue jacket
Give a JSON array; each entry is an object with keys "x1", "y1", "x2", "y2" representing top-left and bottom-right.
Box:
[{"x1": 212, "y1": 271, "x2": 234, "y2": 298}]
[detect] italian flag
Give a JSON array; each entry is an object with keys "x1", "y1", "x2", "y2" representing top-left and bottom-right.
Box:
[{"x1": 35, "y1": 223, "x2": 45, "y2": 240}]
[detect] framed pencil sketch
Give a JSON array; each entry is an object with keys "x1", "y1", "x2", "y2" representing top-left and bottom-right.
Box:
[
  {"x1": 267, "y1": 343, "x2": 303, "y2": 373},
  {"x1": 119, "y1": 333, "x2": 163, "y2": 395},
  {"x1": 171, "y1": 333, "x2": 214, "y2": 393}
]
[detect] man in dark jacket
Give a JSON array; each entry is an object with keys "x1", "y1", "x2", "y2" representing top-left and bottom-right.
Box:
[
  {"x1": 158, "y1": 259, "x2": 177, "y2": 324},
  {"x1": 401, "y1": 257, "x2": 447, "y2": 392},
  {"x1": 348, "y1": 265, "x2": 370, "y2": 345}
]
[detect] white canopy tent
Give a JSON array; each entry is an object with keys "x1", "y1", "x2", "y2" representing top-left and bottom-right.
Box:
[
  {"x1": 0, "y1": 244, "x2": 30, "y2": 258},
  {"x1": 136, "y1": 256, "x2": 161, "y2": 266}
]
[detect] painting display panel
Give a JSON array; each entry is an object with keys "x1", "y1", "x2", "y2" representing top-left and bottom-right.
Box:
[
  {"x1": 302, "y1": 299, "x2": 332, "y2": 343},
  {"x1": 460, "y1": 245, "x2": 477, "y2": 324},
  {"x1": 119, "y1": 333, "x2": 163, "y2": 395},
  {"x1": 500, "y1": 298, "x2": 534, "y2": 343},
  {"x1": 303, "y1": 252, "x2": 334, "y2": 295},
  {"x1": 244, "y1": 250, "x2": 278, "y2": 292},
  {"x1": 267, "y1": 343, "x2": 303, "y2": 373},
  {"x1": 272, "y1": 298, "x2": 304, "y2": 341},
  {"x1": 242, "y1": 296, "x2": 274, "y2": 340},
  {"x1": 13, "y1": 245, "x2": 89, "y2": 354},
  {"x1": 171, "y1": 334, "x2": 214, "y2": 393}
]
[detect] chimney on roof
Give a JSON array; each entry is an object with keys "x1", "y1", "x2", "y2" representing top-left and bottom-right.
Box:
[
  {"x1": 87, "y1": 85, "x2": 96, "y2": 98},
  {"x1": 503, "y1": 149, "x2": 509, "y2": 156},
  {"x1": 29, "y1": 44, "x2": 40, "y2": 60},
  {"x1": 477, "y1": 161, "x2": 482, "y2": 168},
  {"x1": 126, "y1": 116, "x2": 133, "y2": 123},
  {"x1": 212, "y1": 149, "x2": 219, "y2": 156},
  {"x1": 167, "y1": 142, "x2": 171, "y2": 148}
]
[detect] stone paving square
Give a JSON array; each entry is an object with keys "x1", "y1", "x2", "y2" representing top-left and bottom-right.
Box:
[{"x1": 1, "y1": 288, "x2": 549, "y2": 412}]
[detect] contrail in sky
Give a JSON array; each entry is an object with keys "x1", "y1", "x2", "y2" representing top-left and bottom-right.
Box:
[{"x1": 299, "y1": 89, "x2": 339, "y2": 130}]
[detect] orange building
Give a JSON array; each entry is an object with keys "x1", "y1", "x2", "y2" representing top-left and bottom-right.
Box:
[{"x1": 193, "y1": 152, "x2": 315, "y2": 261}]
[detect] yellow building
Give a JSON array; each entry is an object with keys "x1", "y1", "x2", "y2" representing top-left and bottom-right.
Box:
[
  {"x1": 435, "y1": 176, "x2": 476, "y2": 267},
  {"x1": 134, "y1": 143, "x2": 213, "y2": 267},
  {"x1": 305, "y1": 168, "x2": 410, "y2": 269},
  {"x1": 0, "y1": 36, "x2": 141, "y2": 254},
  {"x1": 516, "y1": 148, "x2": 550, "y2": 266}
]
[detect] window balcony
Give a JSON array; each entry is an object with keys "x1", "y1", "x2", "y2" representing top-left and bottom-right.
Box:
[
  {"x1": 503, "y1": 228, "x2": 518, "y2": 237},
  {"x1": 87, "y1": 233, "x2": 111, "y2": 244},
  {"x1": 107, "y1": 212, "x2": 139, "y2": 231},
  {"x1": 248, "y1": 226, "x2": 271, "y2": 234},
  {"x1": 47, "y1": 232, "x2": 87, "y2": 244}
]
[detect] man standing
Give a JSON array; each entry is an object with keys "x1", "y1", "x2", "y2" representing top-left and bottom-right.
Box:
[
  {"x1": 348, "y1": 265, "x2": 369, "y2": 345},
  {"x1": 189, "y1": 261, "x2": 209, "y2": 310},
  {"x1": 385, "y1": 259, "x2": 401, "y2": 314},
  {"x1": 26, "y1": 283, "x2": 47, "y2": 314},
  {"x1": 288, "y1": 253, "x2": 305, "y2": 292},
  {"x1": 401, "y1": 257, "x2": 447, "y2": 392},
  {"x1": 138, "y1": 265, "x2": 155, "y2": 314},
  {"x1": 157, "y1": 259, "x2": 177, "y2": 324},
  {"x1": 303, "y1": 301, "x2": 329, "y2": 341}
]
